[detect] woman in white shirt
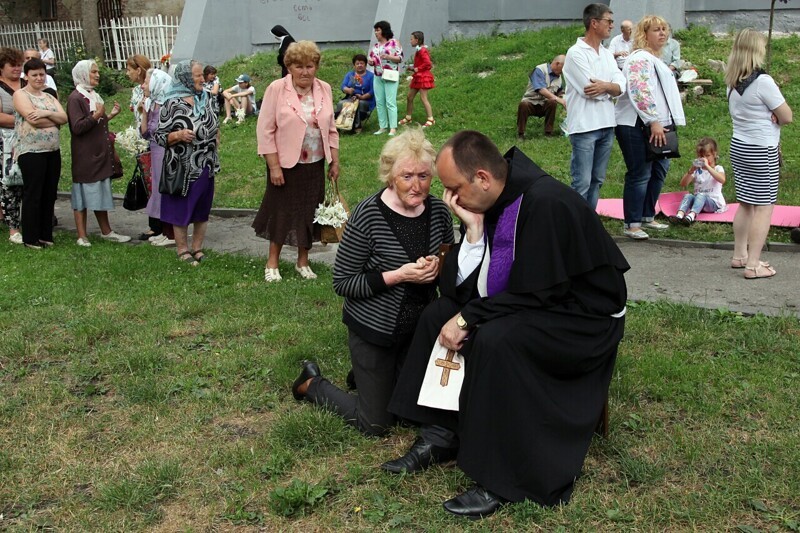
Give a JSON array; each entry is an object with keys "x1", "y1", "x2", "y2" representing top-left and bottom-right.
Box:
[
  {"x1": 726, "y1": 29, "x2": 792, "y2": 279},
  {"x1": 614, "y1": 16, "x2": 685, "y2": 240}
]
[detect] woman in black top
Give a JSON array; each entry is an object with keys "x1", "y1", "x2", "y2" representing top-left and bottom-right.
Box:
[
  {"x1": 292, "y1": 128, "x2": 454, "y2": 436},
  {"x1": 271, "y1": 25, "x2": 295, "y2": 77}
]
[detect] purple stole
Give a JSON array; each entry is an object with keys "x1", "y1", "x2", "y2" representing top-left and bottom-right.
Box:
[{"x1": 487, "y1": 195, "x2": 523, "y2": 296}]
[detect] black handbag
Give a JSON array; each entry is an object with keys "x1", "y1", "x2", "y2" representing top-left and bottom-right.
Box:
[
  {"x1": 639, "y1": 65, "x2": 681, "y2": 162},
  {"x1": 159, "y1": 148, "x2": 191, "y2": 197},
  {"x1": 123, "y1": 158, "x2": 149, "y2": 210}
]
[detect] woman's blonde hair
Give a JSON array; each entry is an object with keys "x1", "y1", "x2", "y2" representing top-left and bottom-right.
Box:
[
  {"x1": 283, "y1": 40, "x2": 321, "y2": 68},
  {"x1": 632, "y1": 15, "x2": 669, "y2": 52},
  {"x1": 724, "y1": 28, "x2": 766, "y2": 88},
  {"x1": 378, "y1": 127, "x2": 436, "y2": 185}
]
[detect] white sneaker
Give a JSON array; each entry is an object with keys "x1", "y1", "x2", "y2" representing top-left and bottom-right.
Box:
[
  {"x1": 642, "y1": 221, "x2": 669, "y2": 230},
  {"x1": 152, "y1": 235, "x2": 176, "y2": 247},
  {"x1": 373, "y1": 129, "x2": 387, "y2": 135},
  {"x1": 148, "y1": 234, "x2": 163, "y2": 242},
  {"x1": 101, "y1": 231, "x2": 132, "y2": 243},
  {"x1": 8, "y1": 232, "x2": 23, "y2": 244},
  {"x1": 623, "y1": 228, "x2": 649, "y2": 240},
  {"x1": 76, "y1": 237, "x2": 92, "y2": 247}
]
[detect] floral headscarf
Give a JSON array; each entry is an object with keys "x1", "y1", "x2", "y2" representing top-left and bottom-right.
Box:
[
  {"x1": 72, "y1": 59, "x2": 104, "y2": 112},
  {"x1": 145, "y1": 68, "x2": 172, "y2": 111},
  {"x1": 163, "y1": 60, "x2": 208, "y2": 118}
]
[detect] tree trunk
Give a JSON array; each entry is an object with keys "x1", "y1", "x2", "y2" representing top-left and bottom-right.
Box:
[
  {"x1": 82, "y1": 0, "x2": 103, "y2": 59},
  {"x1": 767, "y1": 0, "x2": 776, "y2": 72}
]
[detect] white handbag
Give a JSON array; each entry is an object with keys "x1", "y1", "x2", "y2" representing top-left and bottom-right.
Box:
[{"x1": 381, "y1": 69, "x2": 400, "y2": 82}]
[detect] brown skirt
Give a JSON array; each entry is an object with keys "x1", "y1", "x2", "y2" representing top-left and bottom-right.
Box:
[{"x1": 252, "y1": 159, "x2": 325, "y2": 249}]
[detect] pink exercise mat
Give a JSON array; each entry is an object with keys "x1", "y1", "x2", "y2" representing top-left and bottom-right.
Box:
[{"x1": 596, "y1": 191, "x2": 800, "y2": 228}]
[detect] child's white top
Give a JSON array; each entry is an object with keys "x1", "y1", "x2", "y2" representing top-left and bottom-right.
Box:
[{"x1": 693, "y1": 164, "x2": 727, "y2": 212}]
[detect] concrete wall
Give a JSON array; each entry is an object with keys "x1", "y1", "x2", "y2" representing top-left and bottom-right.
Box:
[{"x1": 172, "y1": 0, "x2": 800, "y2": 67}]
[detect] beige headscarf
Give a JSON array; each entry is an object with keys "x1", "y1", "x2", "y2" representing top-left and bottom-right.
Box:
[{"x1": 72, "y1": 59, "x2": 104, "y2": 112}]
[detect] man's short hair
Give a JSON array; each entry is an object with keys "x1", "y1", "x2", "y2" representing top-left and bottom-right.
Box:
[
  {"x1": 583, "y1": 3, "x2": 612, "y2": 30},
  {"x1": 439, "y1": 131, "x2": 507, "y2": 183},
  {"x1": 352, "y1": 53, "x2": 368, "y2": 65}
]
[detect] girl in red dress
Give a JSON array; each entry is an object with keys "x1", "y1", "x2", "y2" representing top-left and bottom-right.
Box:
[{"x1": 399, "y1": 31, "x2": 435, "y2": 128}]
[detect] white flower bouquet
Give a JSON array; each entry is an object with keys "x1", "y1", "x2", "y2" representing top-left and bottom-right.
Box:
[
  {"x1": 115, "y1": 126, "x2": 149, "y2": 155},
  {"x1": 235, "y1": 107, "x2": 246, "y2": 122},
  {"x1": 315, "y1": 180, "x2": 349, "y2": 243}
]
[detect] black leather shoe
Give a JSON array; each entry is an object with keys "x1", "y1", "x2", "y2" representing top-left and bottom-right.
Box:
[
  {"x1": 380, "y1": 437, "x2": 457, "y2": 474},
  {"x1": 291, "y1": 360, "x2": 321, "y2": 401},
  {"x1": 443, "y1": 485, "x2": 506, "y2": 519},
  {"x1": 346, "y1": 369, "x2": 357, "y2": 390}
]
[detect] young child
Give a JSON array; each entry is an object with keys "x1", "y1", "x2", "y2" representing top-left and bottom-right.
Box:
[
  {"x1": 669, "y1": 137, "x2": 727, "y2": 226},
  {"x1": 398, "y1": 31, "x2": 435, "y2": 128}
]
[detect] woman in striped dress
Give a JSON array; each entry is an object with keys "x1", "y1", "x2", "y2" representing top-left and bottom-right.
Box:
[
  {"x1": 291, "y1": 128, "x2": 455, "y2": 437},
  {"x1": 726, "y1": 29, "x2": 792, "y2": 279}
]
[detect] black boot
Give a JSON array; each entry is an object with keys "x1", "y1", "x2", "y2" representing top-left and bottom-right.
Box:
[{"x1": 291, "y1": 360, "x2": 321, "y2": 401}]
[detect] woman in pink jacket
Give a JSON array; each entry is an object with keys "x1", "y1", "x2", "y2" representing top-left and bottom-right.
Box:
[{"x1": 253, "y1": 40, "x2": 340, "y2": 282}]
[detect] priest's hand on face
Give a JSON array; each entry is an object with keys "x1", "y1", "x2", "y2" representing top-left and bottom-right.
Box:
[
  {"x1": 439, "y1": 314, "x2": 469, "y2": 351},
  {"x1": 443, "y1": 189, "x2": 484, "y2": 244}
]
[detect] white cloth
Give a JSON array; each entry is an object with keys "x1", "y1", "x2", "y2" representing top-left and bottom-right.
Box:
[
  {"x1": 728, "y1": 74, "x2": 786, "y2": 147},
  {"x1": 40, "y1": 48, "x2": 54, "y2": 67},
  {"x1": 607, "y1": 34, "x2": 633, "y2": 69},
  {"x1": 693, "y1": 165, "x2": 727, "y2": 211},
  {"x1": 417, "y1": 340, "x2": 465, "y2": 411},
  {"x1": 71, "y1": 60, "x2": 103, "y2": 112},
  {"x1": 563, "y1": 37, "x2": 626, "y2": 135},
  {"x1": 615, "y1": 49, "x2": 686, "y2": 128}
]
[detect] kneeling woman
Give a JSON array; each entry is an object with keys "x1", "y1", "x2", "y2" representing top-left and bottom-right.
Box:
[{"x1": 292, "y1": 128, "x2": 454, "y2": 437}]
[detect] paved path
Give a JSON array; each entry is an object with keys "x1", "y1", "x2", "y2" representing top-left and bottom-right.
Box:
[{"x1": 54, "y1": 195, "x2": 800, "y2": 318}]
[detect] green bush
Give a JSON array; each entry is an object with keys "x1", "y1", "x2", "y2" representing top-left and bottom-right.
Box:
[{"x1": 54, "y1": 43, "x2": 123, "y2": 98}]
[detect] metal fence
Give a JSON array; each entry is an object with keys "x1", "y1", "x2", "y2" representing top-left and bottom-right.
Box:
[
  {"x1": 0, "y1": 20, "x2": 84, "y2": 62},
  {"x1": 0, "y1": 15, "x2": 180, "y2": 70},
  {"x1": 99, "y1": 15, "x2": 180, "y2": 70}
]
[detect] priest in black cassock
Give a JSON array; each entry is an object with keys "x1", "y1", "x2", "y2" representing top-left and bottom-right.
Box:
[{"x1": 382, "y1": 131, "x2": 630, "y2": 518}]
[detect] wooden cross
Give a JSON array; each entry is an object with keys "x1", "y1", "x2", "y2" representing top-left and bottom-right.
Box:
[{"x1": 435, "y1": 349, "x2": 461, "y2": 387}]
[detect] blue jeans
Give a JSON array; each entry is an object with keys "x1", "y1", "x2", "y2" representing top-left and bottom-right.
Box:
[
  {"x1": 569, "y1": 127, "x2": 614, "y2": 209},
  {"x1": 615, "y1": 125, "x2": 670, "y2": 228},
  {"x1": 679, "y1": 192, "x2": 719, "y2": 215},
  {"x1": 373, "y1": 75, "x2": 399, "y2": 129}
]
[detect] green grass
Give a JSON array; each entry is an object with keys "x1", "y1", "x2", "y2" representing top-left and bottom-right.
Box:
[
  {"x1": 58, "y1": 25, "x2": 800, "y2": 242},
  {"x1": 0, "y1": 234, "x2": 798, "y2": 530},
  {"x1": 3, "y1": 26, "x2": 798, "y2": 530}
]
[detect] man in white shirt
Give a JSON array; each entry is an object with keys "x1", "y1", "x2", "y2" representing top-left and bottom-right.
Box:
[
  {"x1": 22, "y1": 48, "x2": 58, "y2": 96},
  {"x1": 563, "y1": 3, "x2": 626, "y2": 209},
  {"x1": 607, "y1": 19, "x2": 633, "y2": 69},
  {"x1": 222, "y1": 74, "x2": 257, "y2": 124}
]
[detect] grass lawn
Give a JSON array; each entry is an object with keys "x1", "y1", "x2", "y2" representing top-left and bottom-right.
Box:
[
  {"x1": 58, "y1": 25, "x2": 799, "y2": 242},
  {"x1": 1, "y1": 235, "x2": 798, "y2": 530},
  {"x1": 1, "y1": 25, "x2": 798, "y2": 531}
]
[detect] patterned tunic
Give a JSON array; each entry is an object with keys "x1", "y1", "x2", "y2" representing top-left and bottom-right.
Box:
[{"x1": 153, "y1": 96, "x2": 219, "y2": 185}]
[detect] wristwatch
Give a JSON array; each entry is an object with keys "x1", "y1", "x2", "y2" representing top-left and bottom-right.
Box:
[{"x1": 456, "y1": 314, "x2": 469, "y2": 330}]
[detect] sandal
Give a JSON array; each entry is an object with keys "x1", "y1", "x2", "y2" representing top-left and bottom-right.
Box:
[
  {"x1": 422, "y1": 117, "x2": 435, "y2": 128},
  {"x1": 178, "y1": 251, "x2": 198, "y2": 266},
  {"x1": 191, "y1": 249, "x2": 206, "y2": 263},
  {"x1": 264, "y1": 266, "x2": 282, "y2": 282},
  {"x1": 398, "y1": 116, "x2": 412, "y2": 126},
  {"x1": 295, "y1": 264, "x2": 317, "y2": 280},
  {"x1": 744, "y1": 265, "x2": 776, "y2": 280},
  {"x1": 731, "y1": 257, "x2": 770, "y2": 269}
]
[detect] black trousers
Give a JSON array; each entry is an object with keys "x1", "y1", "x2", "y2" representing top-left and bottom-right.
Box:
[
  {"x1": 307, "y1": 328, "x2": 411, "y2": 437},
  {"x1": 18, "y1": 150, "x2": 60, "y2": 245}
]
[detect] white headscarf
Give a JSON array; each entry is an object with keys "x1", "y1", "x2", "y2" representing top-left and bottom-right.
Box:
[
  {"x1": 145, "y1": 69, "x2": 172, "y2": 111},
  {"x1": 72, "y1": 59, "x2": 104, "y2": 112}
]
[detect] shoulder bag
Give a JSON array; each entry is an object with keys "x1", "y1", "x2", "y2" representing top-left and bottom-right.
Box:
[
  {"x1": 638, "y1": 62, "x2": 680, "y2": 162},
  {"x1": 159, "y1": 148, "x2": 191, "y2": 197}
]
